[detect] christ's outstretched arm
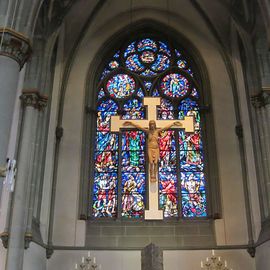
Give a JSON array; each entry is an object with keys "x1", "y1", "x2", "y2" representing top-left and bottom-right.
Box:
[
  {"x1": 159, "y1": 121, "x2": 182, "y2": 132},
  {"x1": 123, "y1": 121, "x2": 148, "y2": 132}
]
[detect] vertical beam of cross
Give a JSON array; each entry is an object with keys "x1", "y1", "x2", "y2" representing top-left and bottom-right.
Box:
[{"x1": 110, "y1": 97, "x2": 194, "y2": 220}]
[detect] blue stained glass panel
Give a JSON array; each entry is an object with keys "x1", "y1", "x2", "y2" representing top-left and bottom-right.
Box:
[
  {"x1": 123, "y1": 98, "x2": 143, "y2": 110},
  {"x1": 98, "y1": 88, "x2": 105, "y2": 100},
  {"x1": 180, "y1": 150, "x2": 204, "y2": 171},
  {"x1": 97, "y1": 99, "x2": 118, "y2": 112},
  {"x1": 159, "y1": 41, "x2": 171, "y2": 56},
  {"x1": 92, "y1": 172, "x2": 117, "y2": 218},
  {"x1": 181, "y1": 172, "x2": 205, "y2": 187},
  {"x1": 179, "y1": 131, "x2": 202, "y2": 151},
  {"x1": 159, "y1": 171, "x2": 178, "y2": 217},
  {"x1": 122, "y1": 109, "x2": 144, "y2": 120},
  {"x1": 95, "y1": 151, "x2": 118, "y2": 172},
  {"x1": 137, "y1": 88, "x2": 144, "y2": 98},
  {"x1": 122, "y1": 151, "x2": 145, "y2": 172},
  {"x1": 141, "y1": 69, "x2": 157, "y2": 77},
  {"x1": 181, "y1": 192, "x2": 206, "y2": 217},
  {"x1": 159, "y1": 150, "x2": 176, "y2": 171},
  {"x1": 113, "y1": 50, "x2": 120, "y2": 58},
  {"x1": 140, "y1": 51, "x2": 155, "y2": 63},
  {"x1": 152, "y1": 88, "x2": 160, "y2": 97},
  {"x1": 122, "y1": 99, "x2": 145, "y2": 120},
  {"x1": 191, "y1": 88, "x2": 199, "y2": 99},
  {"x1": 121, "y1": 193, "x2": 145, "y2": 218},
  {"x1": 122, "y1": 173, "x2": 146, "y2": 194},
  {"x1": 121, "y1": 171, "x2": 146, "y2": 218},
  {"x1": 151, "y1": 54, "x2": 170, "y2": 72},
  {"x1": 159, "y1": 130, "x2": 177, "y2": 185},
  {"x1": 178, "y1": 103, "x2": 201, "y2": 132},
  {"x1": 122, "y1": 131, "x2": 145, "y2": 151},
  {"x1": 178, "y1": 98, "x2": 199, "y2": 111},
  {"x1": 126, "y1": 54, "x2": 144, "y2": 72},
  {"x1": 181, "y1": 172, "x2": 206, "y2": 217},
  {"x1": 159, "y1": 130, "x2": 176, "y2": 151},
  {"x1": 96, "y1": 132, "x2": 118, "y2": 151},
  {"x1": 93, "y1": 193, "x2": 117, "y2": 218},
  {"x1": 109, "y1": 60, "x2": 119, "y2": 69},
  {"x1": 107, "y1": 74, "x2": 136, "y2": 99},
  {"x1": 97, "y1": 111, "x2": 117, "y2": 131},
  {"x1": 175, "y1": 49, "x2": 181, "y2": 57},
  {"x1": 143, "y1": 81, "x2": 152, "y2": 91},
  {"x1": 160, "y1": 98, "x2": 174, "y2": 110},
  {"x1": 93, "y1": 173, "x2": 118, "y2": 194},
  {"x1": 187, "y1": 68, "x2": 194, "y2": 77},
  {"x1": 124, "y1": 42, "x2": 136, "y2": 58},
  {"x1": 177, "y1": 59, "x2": 187, "y2": 69},
  {"x1": 101, "y1": 68, "x2": 110, "y2": 80},
  {"x1": 157, "y1": 99, "x2": 174, "y2": 120},
  {"x1": 161, "y1": 73, "x2": 189, "y2": 98},
  {"x1": 137, "y1": 38, "x2": 157, "y2": 52}
]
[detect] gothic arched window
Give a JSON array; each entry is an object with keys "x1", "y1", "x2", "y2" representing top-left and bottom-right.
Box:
[{"x1": 91, "y1": 37, "x2": 206, "y2": 219}]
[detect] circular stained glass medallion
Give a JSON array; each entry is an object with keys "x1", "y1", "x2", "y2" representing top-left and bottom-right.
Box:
[
  {"x1": 107, "y1": 74, "x2": 136, "y2": 99},
  {"x1": 140, "y1": 51, "x2": 155, "y2": 63},
  {"x1": 161, "y1": 73, "x2": 189, "y2": 98}
]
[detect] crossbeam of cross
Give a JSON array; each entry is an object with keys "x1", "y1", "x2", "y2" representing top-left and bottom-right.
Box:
[
  {"x1": 111, "y1": 97, "x2": 194, "y2": 132},
  {"x1": 110, "y1": 97, "x2": 194, "y2": 220}
]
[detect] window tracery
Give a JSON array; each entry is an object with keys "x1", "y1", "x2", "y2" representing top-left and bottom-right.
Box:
[{"x1": 92, "y1": 37, "x2": 207, "y2": 219}]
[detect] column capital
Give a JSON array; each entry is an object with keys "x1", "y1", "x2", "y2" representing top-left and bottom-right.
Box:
[
  {"x1": 251, "y1": 89, "x2": 270, "y2": 108},
  {"x1": 0, "y1": 27, "x2": 32, "y2": 69},
  {"x1": 20, "y1": 89, "x2": 48, "y2": 111}
]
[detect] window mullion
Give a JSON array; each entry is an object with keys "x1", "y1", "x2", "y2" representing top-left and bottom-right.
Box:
[
  {"x1": 175, "y1": 130, "x2": 182, "y2": 218},
  {"x1": 117, "y1": 131, "x2": 122, "y2": 219}
]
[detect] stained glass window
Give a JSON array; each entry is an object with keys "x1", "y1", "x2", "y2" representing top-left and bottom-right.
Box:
[{"x1": 92, "y1": 37, "x2": 207, "y2": 219}]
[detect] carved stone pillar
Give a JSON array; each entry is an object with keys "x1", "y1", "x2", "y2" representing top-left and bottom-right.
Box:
[
  {"x1": 4, "y1": 90, "x2": 47, "y2": 270},
  {"x1": 0, "y1": 28, "x2": 31, "y2": 172}
]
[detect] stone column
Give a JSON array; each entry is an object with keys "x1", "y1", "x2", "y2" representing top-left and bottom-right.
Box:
[
  {"x1": 251, "y1": 90, "x2": 270, "y2": 216},
  {"x1": 141, "y1": 243, "x2": 163, "y2": 270},
  {"x1": 25, "y1": 92, "x2": 48, "y2": 248},
  {"x1": 0, "y1": 28, "x2": 31, "y2": 175},
  {"x1": 5, "y1": 91, "x2": 45, "y2": 270}
]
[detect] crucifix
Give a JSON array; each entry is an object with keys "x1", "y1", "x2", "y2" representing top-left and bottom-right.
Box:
[{"x1": 110, "y1": 97, "x2": 194, "y2": 220}]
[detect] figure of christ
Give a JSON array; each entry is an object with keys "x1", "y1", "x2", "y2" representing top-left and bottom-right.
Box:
[{"x1": 123, "y1": 120, "x2": 182, "y2": 182}]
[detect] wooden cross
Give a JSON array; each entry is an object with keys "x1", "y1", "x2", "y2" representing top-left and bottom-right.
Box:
[{"x1": 111, "y1": 97, "x2": 194, "y2": 220}]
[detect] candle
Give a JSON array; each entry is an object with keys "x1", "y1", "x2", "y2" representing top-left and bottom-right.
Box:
[
  {"x1": 75, "y1": 263, "x2": 78, "y2": 269},
  {"x1": 218, "y1": 256, "x2": 221, "y2": 261},
  {"x1": 201, "y1": 261, "x2": 204, "y2": 268},
  {"x1": 206, "y1": 257, "x2": 209, "y2": 262},
  {"x1": 93, "y1": 257, "x2": 96, "y2": 264},
  {"x1": 212, "y1": 250, "x2": 215, "y2": 256},
  {"x1": 88, "y1": 251, "x2": 91, "y2": 257},
  {"x1": 82, "y1": 256, "x2": 85, "y2": 263},
  {"x1": 225, "y1": 260, "x2": 227, "y2": 267}
]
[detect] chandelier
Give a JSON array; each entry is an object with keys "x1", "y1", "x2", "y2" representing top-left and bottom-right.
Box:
[
  {"x1": 201, "y1": 250, "x2": 233, "y2": 270},
  {"x1": 74, "y1": 252, "x2": 101, "y2": 270}
]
